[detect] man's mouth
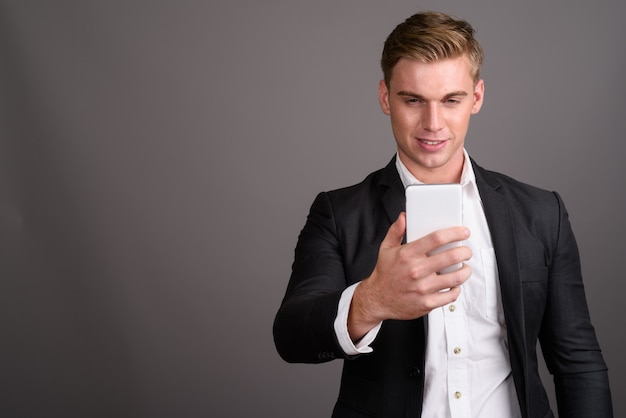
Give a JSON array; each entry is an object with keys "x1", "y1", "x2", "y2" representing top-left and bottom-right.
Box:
[{"x1": 419, "y1": 139, "x2": 444, "y2": 145}]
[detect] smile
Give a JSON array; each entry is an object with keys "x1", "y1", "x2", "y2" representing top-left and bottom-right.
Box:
[{"x1": 419, "y1": 139, "x2": 444, "y2": 145}]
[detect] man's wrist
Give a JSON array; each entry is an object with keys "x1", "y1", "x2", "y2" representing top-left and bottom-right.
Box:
[
  {"x1": 347, "y1": 278, "x2": 385, "y2": 341},
  {"x1": 334, "y1": 282, "x2": 382, "y2": 355}
]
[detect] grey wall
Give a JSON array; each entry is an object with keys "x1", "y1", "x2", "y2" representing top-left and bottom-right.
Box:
[{"x1": 1, "y1": 1, "x2": 624, "y2": 417}]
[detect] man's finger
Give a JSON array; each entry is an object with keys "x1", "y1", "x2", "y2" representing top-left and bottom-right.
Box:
[{"x1": 380, "y1": 212, "x2": 406, "y2": 248}]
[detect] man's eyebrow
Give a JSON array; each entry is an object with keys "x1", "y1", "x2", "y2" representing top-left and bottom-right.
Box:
[
  {"x1": 397, "y1": 91, "x2": 425, "y2": 99},
  {"x1": 396, "y1": 90, "x2": 469, "y2": 100}
]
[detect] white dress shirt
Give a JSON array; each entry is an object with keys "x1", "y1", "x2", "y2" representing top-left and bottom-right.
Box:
[{"x1": 334, "y1": 150, "x2": 521, "y2": 417}]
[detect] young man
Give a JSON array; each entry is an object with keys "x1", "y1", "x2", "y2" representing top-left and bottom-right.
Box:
[{"x1": 274, "y1": 11, "x2": 612, "y2": 417}]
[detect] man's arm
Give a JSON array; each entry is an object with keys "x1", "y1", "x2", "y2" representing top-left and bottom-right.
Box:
[
  {"x1": 274, "y1": 192, "x2": 472, "y2": 363},
  {"x1": 273, "y1": 192, "x2": 348, "y2": 364},
  {"x1": 540, "y1": 192, "x2": 613, "y2": 416}
]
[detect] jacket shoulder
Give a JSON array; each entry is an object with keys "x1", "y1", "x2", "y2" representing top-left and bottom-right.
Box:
[
  {"x1": 475, "y1": 163, "x2": 559, "y2": 207},
  {"x1": 316, "y1": 159, "x2": 400, "y2": 216}
]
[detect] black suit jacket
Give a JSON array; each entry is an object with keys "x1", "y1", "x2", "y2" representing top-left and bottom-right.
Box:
[{"x1": 274, "y1": 158, "x2": 612, "y2": 417}]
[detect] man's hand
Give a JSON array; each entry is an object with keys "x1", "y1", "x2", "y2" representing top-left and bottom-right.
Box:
[{"x1": 348, "y1": 212, "x2": 472, "y2": 341}]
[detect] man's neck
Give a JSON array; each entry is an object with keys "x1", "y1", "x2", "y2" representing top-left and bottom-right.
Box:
[{"x1": 396, "y1": 153, "x2": 464, "y2": 185}]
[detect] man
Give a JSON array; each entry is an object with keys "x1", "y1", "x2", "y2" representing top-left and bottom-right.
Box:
[{"x1": 273, "y1": 11, "x2": 612, "y2": 418}]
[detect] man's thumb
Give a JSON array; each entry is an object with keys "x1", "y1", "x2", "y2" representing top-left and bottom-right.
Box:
[{"x1": 381, "y1": 212, "x2": 406, "y2": 248}]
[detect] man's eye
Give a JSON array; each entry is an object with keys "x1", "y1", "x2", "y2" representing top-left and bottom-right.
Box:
[{"x1": 405, "y1": 98, "x2": 422, "y2": 104}]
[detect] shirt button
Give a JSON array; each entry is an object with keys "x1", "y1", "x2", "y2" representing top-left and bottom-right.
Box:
[
  {"x1": 453, "y1": 347, "x2": 461, "y2": 355},
  {"x1": 448, "y1": 304, "x2": 456, "y2": 312},
  {"x1": 454, "y1": 391, "x2": 462, "y2": 399}
]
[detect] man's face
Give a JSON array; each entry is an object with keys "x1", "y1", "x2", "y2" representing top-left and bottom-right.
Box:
[{"x1": 379, "y1": 55, "x2": 484, "y2": 183}]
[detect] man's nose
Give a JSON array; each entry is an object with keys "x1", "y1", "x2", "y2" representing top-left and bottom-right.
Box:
[{"x1": 423, "y1": 104, "x2": 443, "y2": 132}]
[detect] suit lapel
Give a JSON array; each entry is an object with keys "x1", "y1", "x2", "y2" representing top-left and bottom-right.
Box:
[
  {"x1": 378, "y1": 157, "x2": 406, "y2": 225},
  {"x1": 473, "y1": 161, "x2": 528, "y2": 416}
]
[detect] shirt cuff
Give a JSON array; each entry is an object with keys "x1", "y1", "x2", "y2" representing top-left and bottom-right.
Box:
[{"x1": 334, "y1": 282, "x2": 383, "y2": 356}]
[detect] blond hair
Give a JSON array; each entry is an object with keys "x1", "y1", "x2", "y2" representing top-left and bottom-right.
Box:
[{"x1": 381, "y1": 11, "x2": 484, "y2": 86}]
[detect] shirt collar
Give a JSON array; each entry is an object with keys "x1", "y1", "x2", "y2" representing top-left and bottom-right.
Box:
[{"x1": 395, "y1": 149, "x2": 480, "y2": 197}]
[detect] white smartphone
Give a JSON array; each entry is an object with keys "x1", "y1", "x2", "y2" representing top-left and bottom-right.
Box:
[{"x1": 405, "y1": 183, "x2": 463, "y2": 274}]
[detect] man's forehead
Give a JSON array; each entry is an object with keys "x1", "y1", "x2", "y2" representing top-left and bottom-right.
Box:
[{"x1": 388, "y1": 57, "x2": 475, "y2": 93}]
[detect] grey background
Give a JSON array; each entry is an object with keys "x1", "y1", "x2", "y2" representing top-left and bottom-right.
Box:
[{"x1": 1, "y1": 1, "x2": 624, "y2": 417}]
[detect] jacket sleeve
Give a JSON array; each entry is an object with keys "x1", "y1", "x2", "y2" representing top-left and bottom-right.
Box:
[
  {"x1": 273, "y1": 192, "x2": 351, "y2": 364},
  {"x1": 539, "y1": 192, "x2": 613, "y2": 417}
]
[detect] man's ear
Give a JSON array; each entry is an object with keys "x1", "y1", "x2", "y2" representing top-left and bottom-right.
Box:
[
  {"x1": 471, "y1": 79, "x2": 485, "y2": 114},
  {"x1": 378, "y1": 79, "x2": 391, "y2": 115}
]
